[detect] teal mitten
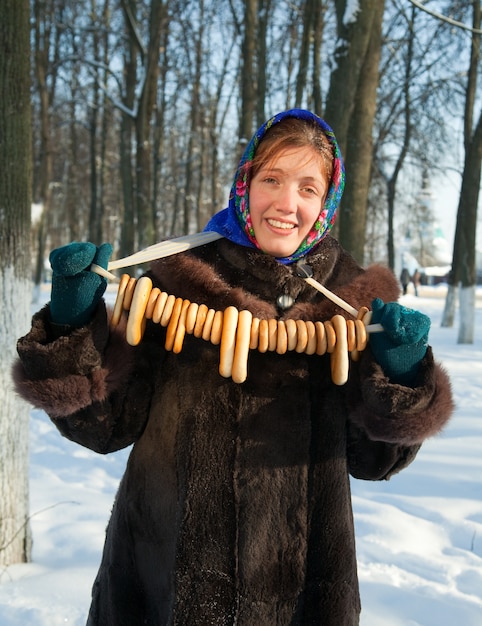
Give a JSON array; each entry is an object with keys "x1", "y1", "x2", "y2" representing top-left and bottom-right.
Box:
[
  {"x1": 49, "y1": 242, "x2": 113, "y2": 327},
  {"x1": 368, "y1": 298, "x2": 431, "y2": 385}
]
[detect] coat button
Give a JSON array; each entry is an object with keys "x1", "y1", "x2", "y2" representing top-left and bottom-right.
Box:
[{"x1": 276, "y1": 294, "x2": 295, "y2": 310}]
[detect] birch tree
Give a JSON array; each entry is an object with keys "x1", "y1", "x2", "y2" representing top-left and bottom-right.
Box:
[
  {"x1": 0, "y1": 0, "x2": 32, "y2": 566},
  {"x1": 441, "y1": 0, "x2": 482, "y2": 343}
]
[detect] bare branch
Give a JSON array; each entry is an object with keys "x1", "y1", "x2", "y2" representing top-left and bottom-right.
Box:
[{"x1": 408, "y1": 0, "x2": 482, "y2": 34}]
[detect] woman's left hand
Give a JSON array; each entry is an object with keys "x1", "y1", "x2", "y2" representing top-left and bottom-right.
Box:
[{"x1": 368, "y1": 298, "x2": 430, "y2": 385}]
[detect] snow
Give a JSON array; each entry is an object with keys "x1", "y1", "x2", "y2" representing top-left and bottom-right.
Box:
[
  {"x1": 1, "y1": 285, "x2": 481, "y2": 625},
  {"x1": 343, "y1": 0, "x2": 361, "y2": 27}
]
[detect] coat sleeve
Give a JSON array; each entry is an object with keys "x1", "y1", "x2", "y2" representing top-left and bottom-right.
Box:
[
  {"x1": 346, "y1": 346, "x2": 454, "y2": 480},
  {"x1": 13, "y1": 302, "x2": 159, "y2": 454}
]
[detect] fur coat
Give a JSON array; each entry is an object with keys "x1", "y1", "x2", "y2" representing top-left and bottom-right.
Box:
[{"x1": 14, "y1": 236, "x2": 454, "y2": 626}]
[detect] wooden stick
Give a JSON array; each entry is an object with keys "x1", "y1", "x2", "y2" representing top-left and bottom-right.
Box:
[
  {"x1": 295, "y1": 263, "x2": 384, "y2": 332},
  {"x1": 91, "y1": 263, "x2": 118, "y2": 282},
  {"x1": 305, "y1": 275, "x2": 360, "y2": 318},
  {"x1": 106, "y1": 231, "x2": 224, "y2": 271},
  {"x1": 365, "y1": 323, "x2": 383, "y2": 333},
  {"x1": 295, "y1": 263, "x2": 359, "y2": 318}
]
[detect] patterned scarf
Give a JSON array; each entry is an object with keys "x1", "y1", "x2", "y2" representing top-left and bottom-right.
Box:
[{"x1": 204, "y1": 109, "x2": 345, "y2": 265}]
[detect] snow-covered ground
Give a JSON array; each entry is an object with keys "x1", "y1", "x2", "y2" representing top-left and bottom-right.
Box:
[{"x1": 1, "y1": 285, "x2": 481, "y2": 625}]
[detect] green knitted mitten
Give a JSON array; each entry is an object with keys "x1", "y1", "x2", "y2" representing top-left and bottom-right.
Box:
[
  {"x1": 369, "y1": 298, "x2": 430, "y2": 385},
  {"x1": 49, "y1": 242, "x2": 112, "y2": 327}
]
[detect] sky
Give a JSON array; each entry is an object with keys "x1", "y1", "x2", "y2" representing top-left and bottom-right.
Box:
[
  {"x1": 0, "y1": 284, "x2": 481, "y2": 625},
  {"x1": 431, "y1": 166, "x2": 467, "y2": 247}
]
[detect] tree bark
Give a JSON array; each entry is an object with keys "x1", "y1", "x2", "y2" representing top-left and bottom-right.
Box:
[
  {"x1": 134, "y1": 0, "x2": 165, "y2": 249},
  {"x1": 442, "y1": 0, "x2": 481, "y2": 344},
  {"x1": 32, "y1": 0, "x2": 56, "y2": 295},
  {"x1": 0, "y1": 0, "x2": 32, "y2": 566},
  {"x1": 119, "y1": 0, "x2": 137, "y2": 259},
  {"x1": 325, "y1": 0, "x2": 385, "y2": 262},
  {"x1": 184, "y1": 0, "x2": 204, "y2": 235},
  {"x1": 311, "y1": 0, "x2": 325, "y2": 115},
  {"x1": 324, "y1": 0, "x2": 385, "y2": 155},
  {"x1": 295, "y1": 0, "x2": 316, "y2": 108},
  {"x1": 383, "y1": 5, "x2": 415, "y2": 270},
  {"x1": 256, "y1": 0, "x2": 271, "y2": 126},
  {"x1": 239, "y1": 0, "x2": 257, "y2": 149}
]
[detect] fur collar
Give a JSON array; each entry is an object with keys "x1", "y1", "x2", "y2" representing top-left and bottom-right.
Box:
[{"x1": 147, "y1": 236, "x2": 400, "y2": 323}]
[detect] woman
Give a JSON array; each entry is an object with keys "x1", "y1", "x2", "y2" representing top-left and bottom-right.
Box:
[{"x1": 14, "y1": 109, "x2": 453, "y2": 625}]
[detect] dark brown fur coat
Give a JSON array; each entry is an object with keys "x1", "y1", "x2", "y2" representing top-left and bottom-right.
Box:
[{"x1": 14, "y1": 237, "x2": 454, "y2": 625}]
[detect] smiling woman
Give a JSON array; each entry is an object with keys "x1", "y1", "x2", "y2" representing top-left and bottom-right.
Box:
[
  {"x1": 205, "y1": 109, "x2": 344, "y2": 264},
  {"x1": 249, "y1": 146, "x2": 328, "y2": 257},
  {"x1": 13, "y1": 109, "x2": 453, "y2": 626}
]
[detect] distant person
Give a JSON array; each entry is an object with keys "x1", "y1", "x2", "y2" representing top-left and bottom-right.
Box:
[
  {"x1": 400, "y1": 267, "x2": 410, "y2": 295},
  {"x1": 412, "y1": 268, "x2": 421, "y2": 296}
]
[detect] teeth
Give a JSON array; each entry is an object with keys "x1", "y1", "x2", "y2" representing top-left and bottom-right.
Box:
[{"x1": 268, "y1": 219, "x2": 295, "y2": 230}]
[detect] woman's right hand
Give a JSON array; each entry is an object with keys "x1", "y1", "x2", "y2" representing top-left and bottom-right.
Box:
[{"x1": 49, "y1": 242, "x2": 112, "y2": 327}]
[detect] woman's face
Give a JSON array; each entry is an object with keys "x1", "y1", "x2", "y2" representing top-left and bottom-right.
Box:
[{"x1": 249, "y1": 146, "x2": 328, "y2": 258}]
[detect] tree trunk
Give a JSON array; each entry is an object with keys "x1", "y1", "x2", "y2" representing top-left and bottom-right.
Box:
[
  {"x1": 295, "y1": 0, "x2": 316, "y2": 108},
  {"x1": 294, "y1": 0, "x2": 327, "y2": 111},
  {"x1": 134, "y1": 0, "x2": 164, "y2": 250},
  {"x1": 383, "y1": 5, "x2": 415, "y2": 270},
  {"x1": 88, "y1": 0, "x2": 107, "y2": 245},
  {"x1": 32, "y1": 0, "x2": 55, "y2": 296},
  {"x1": 324, "y1": 0, "x2": 385, "y2": 156},
  {"x1": 119, "y1": 0, "x2": 138, "y2": 259},
  {"x1": 0, "y1": 0, "x2": 32, "y2": 566},
  {"x1": 152, "y1": 25, "x2": 169, "y2": 237},
  {"x1": 326, "y1": 0, "x2": 385, "y2": 261},
  {"x1": 184, "y1": 0, "x2": 204, "y2": 235},
  {"x1": 311, "y1": 0, "x2": 325, "y2": 115},
  {"x1": 256, "y1": 0, "x2": 271, "y2": 126},
  {"x1": 89, "y1": 64, "x2": 100, "y2": 243},
  {"x1": 239, "y1": 0, "x2": 257, "y2": 149},
  {"x1": 66, "y1": 82, "x2": 82, "y2": 242},
  {"x1": 98, "y1": 0, "x2": 111, "y2": 245},
  {"x1": 444, "y1": 109, "x2": 482, "y2": 341},
  {"x1": 442, "y1": 0, "x2": 481, "y2": 344}
]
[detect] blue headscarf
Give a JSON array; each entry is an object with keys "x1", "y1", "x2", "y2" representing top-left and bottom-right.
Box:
[{"x1": 204, "y1": 109, "x2": 345, "y2": 264}]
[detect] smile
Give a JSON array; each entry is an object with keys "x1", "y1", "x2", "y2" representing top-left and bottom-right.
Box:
[{"x1": 267, "y1": 219, "x2": 296, "y2": 230}]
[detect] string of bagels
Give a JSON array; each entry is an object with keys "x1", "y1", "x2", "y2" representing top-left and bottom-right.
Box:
[{"x1": 90, "y1": 232, "x2": 383, "y2": 386}]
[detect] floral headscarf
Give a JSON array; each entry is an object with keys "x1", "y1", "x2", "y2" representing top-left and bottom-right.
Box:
[{"x1": 204, "y1": 109, "x2": 345, "y2": 265}]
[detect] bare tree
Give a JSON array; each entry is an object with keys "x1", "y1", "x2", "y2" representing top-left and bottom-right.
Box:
[
  {"x1": 0, "y1": 0, "x2": 32, "y2": 566},
  {"x1": 31, "y1": 0, "x2": 60, "y2": 297},
  {"x1": 26, "y1": 0, "x2": 479, "y2": 284},
  {"x1": 377, "y1": 3, "x2": 417, "y2": 270},
  {"x1": 295, "y1": 0, "x2": 328, "y2": 113},
  {"x1": 119, "y1": 0, "x2": 138, "y2": 259},
  {"x1": 442, "y1": 1, "x2": 482, "y2": 343},
  {"x1": 324, "y1": 0, "x2": 386, "y2": 263},
  {"x1": 88, "y1": 0, "x2": 113, "y2": 244},
  {"x1": 239, "y1": 0, "x2": 257, "y2": 145},
  {"x1": 182, "y1": 0, "x2": 206, "y2": 235},
  {"x1": 131, "y1": 0, "x2": 166, "y2": 250},
  {"x1": 255, "y1": 0, "x2": 271, "y2": 125},
  {"x1": 368, "y1": 0, "x2": 465, "y2": 271}
]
